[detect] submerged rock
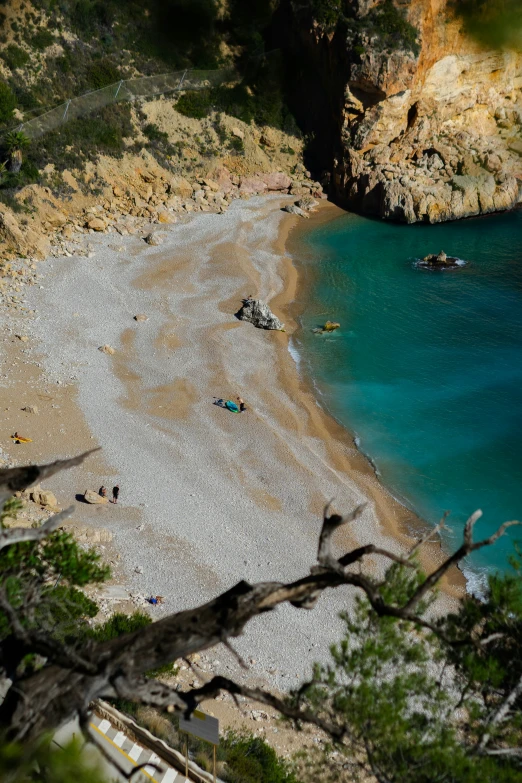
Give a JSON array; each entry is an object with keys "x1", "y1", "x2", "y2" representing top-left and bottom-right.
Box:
[
  {"x1": 313, "y1": 320, "x2": 340, "y2": 333},
  {"x1": 235, "y1": 299, "x2": 284, "y2": 331}
]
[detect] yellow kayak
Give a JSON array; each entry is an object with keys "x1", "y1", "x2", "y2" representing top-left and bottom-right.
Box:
[{"x1": 10, "y1": 434, "x2": 33, "y2": 443}]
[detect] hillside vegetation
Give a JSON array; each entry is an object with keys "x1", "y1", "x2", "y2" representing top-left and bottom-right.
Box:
[{"x1": 0, "y1": 0, "x2": 299, "y2": 204}]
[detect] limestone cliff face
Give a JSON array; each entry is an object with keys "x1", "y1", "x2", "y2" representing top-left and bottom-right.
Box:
[{"x1": 289, "y1": 0, "x2": 522, "y2": 223}]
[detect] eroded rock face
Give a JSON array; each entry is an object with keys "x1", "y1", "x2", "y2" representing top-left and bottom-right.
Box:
[
  {"x1": 235, "y1": 299, "x2": 284, "y2": 330},
  {"x1": 293, "y1": 1, "x2": 522, "y2": 223}
]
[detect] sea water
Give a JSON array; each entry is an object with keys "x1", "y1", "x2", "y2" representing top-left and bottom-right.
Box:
[{"x1": 294, "y1": 209, "x2": 522, "y2": 586}]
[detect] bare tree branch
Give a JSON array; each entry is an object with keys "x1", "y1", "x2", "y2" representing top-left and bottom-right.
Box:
[
  {"x1": 0, "y1": 454, "x2": 519, "y2": 750},
  {"x1": 0, "y1": 448, "x2": 99, "y2": 506},
  {"x1": 408, "y1": 511, "x2": 451, "y2": 558},
  {"x1": 476, "y1": 673, "x2": 522, "y2": 754},
  {"x1": 0, "y1": 506, "x2": 75, "y2": 551},
  {"x1": 404, "y1": 514, "x2": 520, "y2": 613},
  {"x1": 317, "y1": 503, "x2": 366, "y2": 574}
]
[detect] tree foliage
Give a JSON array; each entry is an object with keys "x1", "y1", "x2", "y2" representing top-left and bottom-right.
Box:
[
  {"x1": 294, "y1": 559, "x2": 522, "y2": 782},
  {"x1": 0, "y1": 455, "x2": 521, "y2": 783},
  {"x1": 452, "y1": 0, "x2": 522, "y2": 50}
]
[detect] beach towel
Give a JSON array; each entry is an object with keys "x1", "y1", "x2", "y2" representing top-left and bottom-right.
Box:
[{"x1": 225, "y1": 400, "x2": 240, "y2": 413}]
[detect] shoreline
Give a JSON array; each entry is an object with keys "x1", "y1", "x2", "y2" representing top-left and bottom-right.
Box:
[
  {"x1": 3, "y1": 194, "x2": 463, "y2": 694},
  {"x1": 270, "y1": 202, "x2": 466, "y2": 597}
]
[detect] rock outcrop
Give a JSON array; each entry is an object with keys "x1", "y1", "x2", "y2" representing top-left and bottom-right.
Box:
[
  {"x1": 235, "y1": 299, "x2": 284, "y2": 330},
  {"x1": 287, "y1": 0, "x2": 522, "y2": 223}
]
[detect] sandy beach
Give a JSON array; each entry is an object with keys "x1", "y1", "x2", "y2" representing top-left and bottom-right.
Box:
[{"x1": 2, "y1": 194, "x2": 461, "y2": 692}]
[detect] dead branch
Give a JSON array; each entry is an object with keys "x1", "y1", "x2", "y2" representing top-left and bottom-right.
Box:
[
  {"x1": 0, "y1": 448, "x2": 99, "y2": 506},
  {"x1": 408, "y1": 511, "x2": 451, "y2": 558},
  {"x1": 404, "y1": 513, "x2": 520, "y2": 613},
  {"x1": 0, "y1": 506, "x2": 75, "y2": 551},
  {"x1": 0, "y1": 453, "x2": 519, "y2": 748},
  {"x1": 476, "y1": 673, "x2": 522, "y2": 754}
]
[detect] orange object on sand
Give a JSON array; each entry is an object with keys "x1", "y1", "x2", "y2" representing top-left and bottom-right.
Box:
[{"x1": 11, "y1": 432, "x2": 32, "y2": 443}]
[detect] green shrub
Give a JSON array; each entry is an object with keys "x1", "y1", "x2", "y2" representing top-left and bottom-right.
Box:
[
  {"x1": 88, "y1": 611, "x2": 151, "y2": 641},
  {"x1": 25, "y1": 102, "x2": 133, "y2": 172},
  {"x1": 0, "y1": 81, "x2": 16, "y2": 123},
  {"x1": 176, "y1": 89, "x2": 213, "y2": 119},
  {"x1": 31, "y1": 27, "x2": 55, "y2": 50},
  {"x1": 371, "y1": 0, "x2": 419, "y2": 53},
  {"x1": 88, "y1": 612, "x2": 177, "y2": 677},
  {"x1": 85, "y1": 57, "x2": 120, "y2": 90},
  {"x1": 309, "y1": 0, "x2": 343, "y2": 26},
  {"x1": 143, "y1": 122, "x2": 168, "y2": 142},
  {"x1": 1, "y1": 44, "x2": 30, "y2": 69},
  {"x1": 229, "y1": 135, "x2": 244, "y2": 154},
  {"x1": 221, "y1": 732, "x2": 300, "y2": 783}
]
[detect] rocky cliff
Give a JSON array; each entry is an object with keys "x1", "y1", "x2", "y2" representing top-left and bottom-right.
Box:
[{"x1": 286, "y1": 0, "x2": 522, "y2": 223}]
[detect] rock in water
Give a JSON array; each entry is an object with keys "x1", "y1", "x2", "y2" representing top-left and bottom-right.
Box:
[
  {"x1": 84, "y1": 489, "x2": 109, "y2": 504},
  {"x1": 235, "y1": 299, "x2": 284, "y2": 331},
  {"x1": 417, "y1": 250, "x2": 465, "y2": 270}
]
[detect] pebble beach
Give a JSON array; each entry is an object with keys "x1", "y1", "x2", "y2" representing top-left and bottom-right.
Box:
[{"x1": 2, "y1": 194, "x2": 457, "y2": 691}]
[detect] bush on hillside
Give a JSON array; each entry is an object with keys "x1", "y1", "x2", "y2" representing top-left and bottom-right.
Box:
[
  {"x1": 0, "y1": 81, "x2": 16, "y2": 123},
  {"x1": 30, "y1": 27, "x2": 55, "y2": 50},
  {"x1": 221, "y1": 732, "x2": 300, "y2": 783},
  {"x1": 84, "y1": 57, "x2": 120, "y2": 90},
  {"x1": 1, "y1": 43, "x2": 30, "y2": 70}
]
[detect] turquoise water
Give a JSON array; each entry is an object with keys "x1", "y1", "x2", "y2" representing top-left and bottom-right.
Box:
[{"x1": 294, "y1": 209, "x2": 522, "y2": 585}]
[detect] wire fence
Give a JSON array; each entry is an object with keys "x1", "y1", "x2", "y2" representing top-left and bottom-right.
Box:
[{"x1": 12, "y1": 67, "x2": 236, "y2": 140}]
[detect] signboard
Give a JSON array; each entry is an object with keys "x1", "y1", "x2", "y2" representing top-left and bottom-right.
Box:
[{"x1": 179, "y1": 710, "x2": 219, "y2": 746}]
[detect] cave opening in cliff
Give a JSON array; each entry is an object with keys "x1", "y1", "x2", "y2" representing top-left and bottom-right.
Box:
[{"x1": 407, "y1": 101, "x2": 419, "y2": 130}]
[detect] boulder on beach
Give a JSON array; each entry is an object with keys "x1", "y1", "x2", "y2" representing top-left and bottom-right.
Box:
[
  {"x1": 144, "y1": 232, "x2": 162, "y2": 246},
  {"x1": 31, "y1": 489, "x2": 58, "y2": 508},
  {"x1": 282, "y1": 204, "x2": 309, "y2": 218},
  {"x1": 235, "y1": 299, "x2": 284, "y2": 331},
  {"x1": 98, "y1": 344, "x2": 115, "y2": 355},
  {"x1": 84, "y1": 489, "x2": 109, "y2": 505},
  {"x1": 134, "y1": 314, "x2": 148, "y2": 322},
  {"x1": 295, "y1": 196, "x2": 319, "y2": 211}
]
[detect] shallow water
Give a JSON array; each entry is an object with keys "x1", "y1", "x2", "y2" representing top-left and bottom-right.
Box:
[{"x1": 294, "y1": 208, "x2": 522, "y2": 585}]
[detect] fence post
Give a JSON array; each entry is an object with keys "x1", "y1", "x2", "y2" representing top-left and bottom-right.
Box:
[
  {"x1": 114, "y1": 80, "x2": 123, "y2": 99},
  {"x1": 62, "y1": 100, "x2": 71, "y2": 121},
  {"x1": 177, "y1": 69, "x2": 188, "y2": 91}
]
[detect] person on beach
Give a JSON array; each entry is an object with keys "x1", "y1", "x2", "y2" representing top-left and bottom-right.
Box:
[
  {"x1": 111, "y1": 485, "x2": 119, "y2": 504},
  {"x1": 99, "y1": 486, "x2": 107, "y2": 499},
  {"x1": 237, "y1": 397, "x2": 247, "y2": 412}
]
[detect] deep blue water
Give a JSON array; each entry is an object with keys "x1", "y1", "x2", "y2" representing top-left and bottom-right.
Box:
[{"x1": 294, "y1": 209, "x2": 522, "y2": 585}]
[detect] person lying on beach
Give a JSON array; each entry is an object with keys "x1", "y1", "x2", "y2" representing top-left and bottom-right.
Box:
[
  {"x1": 237, "y1": 397, "x2": 247, "y2": 412},
  {"x1": 99, "y1": 486, "x2": 107, "y2": 498},
  {"x1": 111, "y1": 485, "x2": 119, "y2": 504},
  {"x1": 213, "y1": 397, "x2": 226, "y2": 408}
]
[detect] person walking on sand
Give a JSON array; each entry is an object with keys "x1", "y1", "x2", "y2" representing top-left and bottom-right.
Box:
[
  {"x1": 237, "y1": 397, "x2": 247, "y2": 412},
  {"x1": 99, "y1": 486, "x2": 107, "y2": 499},
  {"x1": 111, "y1": 485, "x2": 119, "y2": 504}
]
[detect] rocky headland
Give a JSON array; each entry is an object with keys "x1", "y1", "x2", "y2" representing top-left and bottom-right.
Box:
[{"x1": 284, "y1": 0, "x2": 522, "y2": 223}]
